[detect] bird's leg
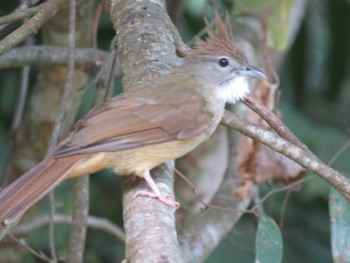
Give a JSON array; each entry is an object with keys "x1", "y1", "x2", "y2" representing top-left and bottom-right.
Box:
[{"x1": 133, "y1": 170, "x2": 180, "y2": 210}]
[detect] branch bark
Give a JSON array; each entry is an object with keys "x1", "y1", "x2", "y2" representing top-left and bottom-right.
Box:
[
  {"x1": 0, "y1": 46, "x2": 109, "y2": 75},
  {"x1": 0, "y1": 4, "x2": 43, "y2": 26},
  {"x1": 101, "y1": 0, "x2": 183, "y2": 262},
  {"x1": 65, "y1": 1, "x2": 90, "y2": 262},
  {"x1": 0, "y1": 0, "x2": 65, "y2": 56},
  {"x1": 10, "y1": 214, "x2": 125, "y2": 242},
  {"x1": 221, "y1": 111, "x2": 350, "y2": 202}
]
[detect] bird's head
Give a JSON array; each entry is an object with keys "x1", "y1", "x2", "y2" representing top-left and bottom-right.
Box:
[{"x1": 184, "y1": 13, "x2": 266, "y2": 104}]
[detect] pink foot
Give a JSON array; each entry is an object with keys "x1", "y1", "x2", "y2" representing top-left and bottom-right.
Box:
[{"x1": 134, "y1": 191, "x2": 180, "y2": 211}]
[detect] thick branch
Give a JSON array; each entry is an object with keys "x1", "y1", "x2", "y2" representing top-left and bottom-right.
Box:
[{"x1": 101, "y1": 0, "x2": 183, "y2": 262}]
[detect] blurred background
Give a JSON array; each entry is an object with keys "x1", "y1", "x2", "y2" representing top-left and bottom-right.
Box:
[{"x1": 0, "y1": 0, "x2": 349, "y2": 262}]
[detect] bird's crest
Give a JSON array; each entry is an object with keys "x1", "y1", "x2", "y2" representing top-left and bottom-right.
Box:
[{"x1": 191, "y1": 12, "x2": 247, "y2": 64}]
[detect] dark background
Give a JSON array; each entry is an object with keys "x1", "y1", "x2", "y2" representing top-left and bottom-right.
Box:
[{"x1": 0, "y1": 0, "x2": 349, "y2": 262}]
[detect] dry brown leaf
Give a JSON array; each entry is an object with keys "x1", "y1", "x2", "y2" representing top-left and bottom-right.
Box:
[{"x1": 237, "y1": 79, "x2": 305, "y2": 189}]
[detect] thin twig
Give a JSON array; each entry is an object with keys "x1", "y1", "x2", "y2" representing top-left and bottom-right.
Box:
[
  {"x1": 92, "y1": 3, "x2": 103, "y2": 50},
  {"x1": 254, "y1": 138, "x2": 350, "y2": 211},
  {"x1": 175, "y1": 169, "x2": 257, "y2": 215},
  {"x1": 10, "y1": 214, "x2": 125, "y2": 241},
  {"x1": 0, "y1": 4, "x2": 43, "y2": 26},
  {"x1": 8, "y1": 234, "x2": 52, "y2": 262},
  {"x1": 243, "y1": 96, "x2": 309, "y2": 152},
  {"x1": 67, "y1": 176, "x2": 89, "y2": 263},
  {"x1": 252, "y1": 189, "x2": 265, "y2": 216},
  {"x1": 279, "y1": 188, "x2": 292, "y2": 228},
  {"x1": 92, "y1": 37, "x2": 120, "y2": 105},
  {"x1": 253, "y1": 176, "x2": 314, "y2": 212},
  {"x1": 66, "y1": 24, "x2": 118, "y2": 262},
  {"x1": 58, "y1": 1, "x2": 89, "y2": 262},
  {"x1": 0, "y1": 0, "x2": 41, "y2": 31},
  {"x1": 0, "y1": 0, "x2": 65, "y2": 56},
  {"x1": 1, "y1": 39, "x2": 33, "y2": 187},
  {"x1": 104, "y1": 49, "x2": 118, "y2": 101},
  {"x1": 328, "y1": 139, "x2": 350, "y2": 165},
  {"x1": 167, "y1": 0, "x2": 185, "y2": 28},
  {"x1": 45, "y1": 0, "x2": 77, "y2": 258},
  {"x1": 48, "y1": 191, "x2": 57, "y2": 261}
]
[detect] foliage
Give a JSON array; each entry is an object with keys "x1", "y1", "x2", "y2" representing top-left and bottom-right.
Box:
[{"x1": 255, "y1": 215, "x2": 283, "y2": 263}]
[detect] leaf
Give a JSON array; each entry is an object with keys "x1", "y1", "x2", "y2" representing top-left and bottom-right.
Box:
[
  {"x1": 255, "y1": 215, "x2": 283, "y2": 263},
  {"x1": 329, "y1": 187, "x2": 350, "y2": 262}
]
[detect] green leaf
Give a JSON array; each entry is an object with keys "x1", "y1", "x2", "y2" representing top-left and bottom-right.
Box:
[
  {"x1": 329, "y1": 187, "x2": 350, "y2": 262},
  {"x1": 255, "y1": 215, "x2": 283, "y2": 263}
]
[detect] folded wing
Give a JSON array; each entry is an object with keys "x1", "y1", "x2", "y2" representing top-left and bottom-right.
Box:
[{"x1": 54, "y1": 91, "x2": 212, "y2": 157}]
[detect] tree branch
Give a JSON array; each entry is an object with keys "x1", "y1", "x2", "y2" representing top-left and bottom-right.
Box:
[
  {"x1": 179, "y1": 125, "x2": 256, "y2": 263},
  {"x1": 101, "y1": 0, "x2": 183, "y2": 262},
  {"x1": 0, "y1": 0, "x2": 65, "y2": 56},
  {"x1": 10, "y1": 214, "x2": 125, "y2": 241},
  {"x1": 243, "y1": 95, "x2": 308, "y2": 152},
  {"x1": 0, "y1": 0, "x2": 41, "y2": 31},
  {"x1": 0, "y1": 46, "x2": 109, "y2": 75},
  {"x1": 0, "y1": 4, "x2": 43, "y2": 26},
  {"x1": 67, "y1": 176, "x2": 89, "y2": 263},
  {"x1": 65, "y1": 1, "x2": 90, "y2": 262},
  {"x1": 221, "y1": 110, "x2": 350, "y2": 202}
]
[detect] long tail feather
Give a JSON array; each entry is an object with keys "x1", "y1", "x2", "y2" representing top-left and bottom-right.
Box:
[{"x1": 0, "y1": 156, "x2": 83, "y2": 225}]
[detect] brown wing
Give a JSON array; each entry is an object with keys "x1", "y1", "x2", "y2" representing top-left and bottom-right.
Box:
[{"x1": 54, "y1": 91, "x2": 213, "y2": 157}]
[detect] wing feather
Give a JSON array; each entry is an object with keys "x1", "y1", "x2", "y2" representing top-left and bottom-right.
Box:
[{"x1": 54, "y1": 91, "x2": 212, "y2": 157}]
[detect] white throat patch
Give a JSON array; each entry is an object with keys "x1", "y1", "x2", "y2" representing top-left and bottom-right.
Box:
[{"x1": 218, "y1": 76, "x2": 250, "y2": 104}]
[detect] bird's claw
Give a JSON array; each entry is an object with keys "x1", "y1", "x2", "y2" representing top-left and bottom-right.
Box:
[{"x1": 134, "y1": 191, "x2": 180, "y2": 211}]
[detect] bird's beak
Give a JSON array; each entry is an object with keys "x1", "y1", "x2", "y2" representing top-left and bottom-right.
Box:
[{"x1": 239, "y1": 65, "x2": 267, "y2": 79}]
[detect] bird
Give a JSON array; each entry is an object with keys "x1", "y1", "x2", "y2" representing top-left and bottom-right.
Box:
[{"x1": 0, "y1": 14, "x2": 266, "y2": 226}]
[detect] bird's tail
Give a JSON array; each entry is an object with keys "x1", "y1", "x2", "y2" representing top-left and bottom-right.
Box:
[{"x1": 0, "y1": 155, "x2": 83, "y2": 225}]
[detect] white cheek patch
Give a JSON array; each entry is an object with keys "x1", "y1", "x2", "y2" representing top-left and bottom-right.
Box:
[{"x1": 218, "y1": 76, "x2": 250, "y2": 104}]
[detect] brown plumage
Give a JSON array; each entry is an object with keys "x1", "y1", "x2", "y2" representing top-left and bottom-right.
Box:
[
  {"x1": 0, "y1": 13, "x2": 265, "y2": 227},
  {"x1": 190, "y1": 13, "x2": 248, "y2": 65},
  {"x1": 0, "y1": 88, "x2": 213, "y2": 224},
  {"x1": 0, "y1": 156, "x2": 87, "y2": 224}
]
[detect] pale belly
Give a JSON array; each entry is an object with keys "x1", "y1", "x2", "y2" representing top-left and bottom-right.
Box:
[
  {"x1": 68, "y1": 136, "x2": 207, "y2": 178},
  {"x1": 104, "y1": 136, "x2": 205, "y2": 177}
]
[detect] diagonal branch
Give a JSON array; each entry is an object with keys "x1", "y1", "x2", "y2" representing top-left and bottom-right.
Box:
[
  {"x1": 243, "y1": 95, "x2": 307, "y2": 151},
  {"x1": 0, "y1": 0, "x2": 65, "y2": 56},
  {"x1": 221, "y1": 110, "x2": 350, "y2": 202},
  {"x1": 0, "y1": 4, "x2": 43, "y2": 26}
]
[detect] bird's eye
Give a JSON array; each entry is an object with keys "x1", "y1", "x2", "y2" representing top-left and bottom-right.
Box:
[{"x1": 218, "y1": 57, "x2": 229, "y2": 67}]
